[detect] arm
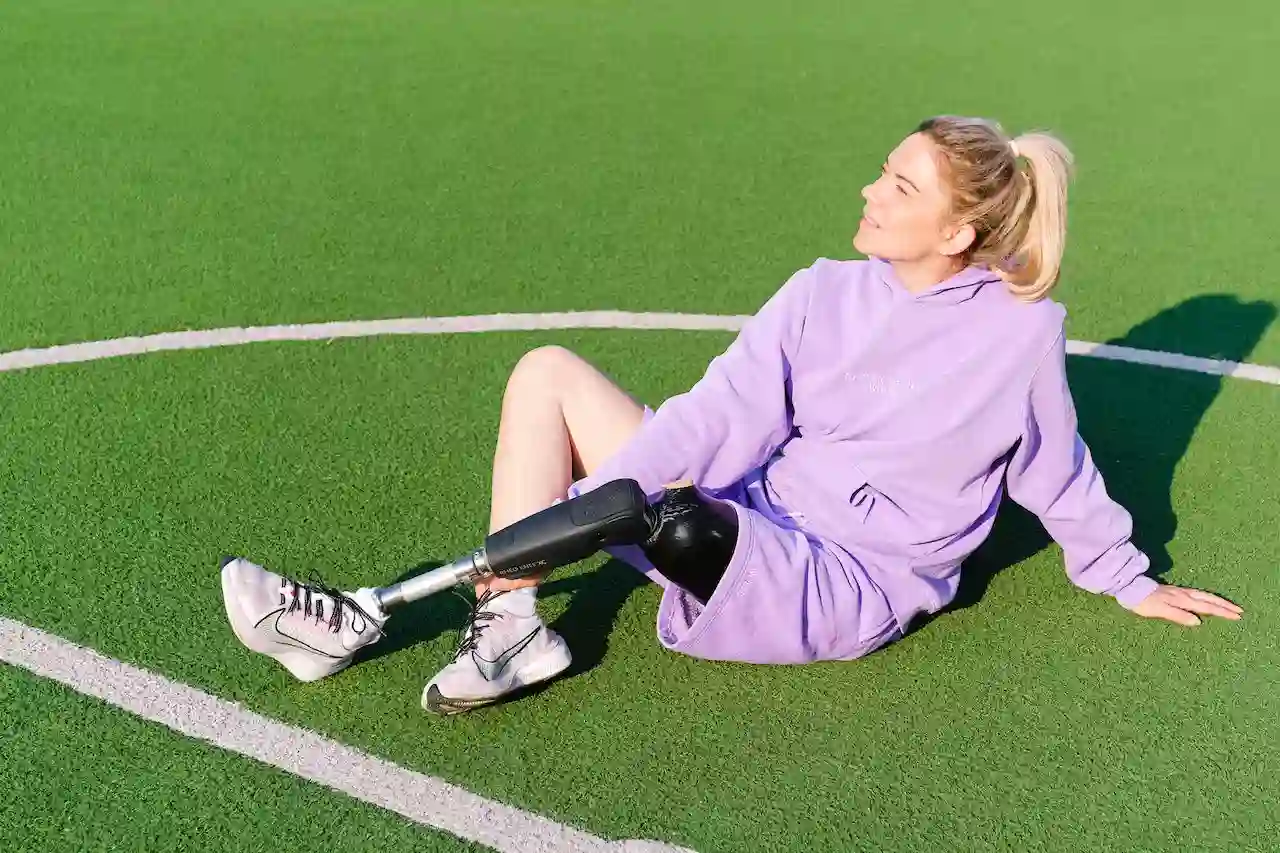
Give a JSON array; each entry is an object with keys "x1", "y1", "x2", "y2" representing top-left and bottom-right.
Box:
[
  {"x1": 1006, "y1": 332, "x2": 1157, "y2": 608},
  {"x1": 1005, "y1": 333, "x2": 1242, "y2": 625},
  {"x1": 569, "y1": 263, "x2": 816, "y2": 502}
]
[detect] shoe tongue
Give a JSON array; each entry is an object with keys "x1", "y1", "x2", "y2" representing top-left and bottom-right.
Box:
[
  {"x1": 350, "y1": 588, "x2": 390, "y2": 625},
  {"x1": 483, "y1": 587, "x2": 538, "y2": 618},
  {"x1": 285, "y1": 585, "x2": 384, "y2": 637}
]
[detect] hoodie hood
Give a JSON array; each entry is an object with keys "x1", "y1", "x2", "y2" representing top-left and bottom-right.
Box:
[{"x1": 868, "y1": 256, "x2": 1004, "y2": 305}]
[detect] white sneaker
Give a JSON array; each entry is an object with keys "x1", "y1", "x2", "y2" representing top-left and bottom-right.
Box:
[
  {"x1": 422, "y1": 588, "x2": 572, "y2": 715},
  {"x1": 220, "y1": 556, "x2": 388, "y2": 682}
]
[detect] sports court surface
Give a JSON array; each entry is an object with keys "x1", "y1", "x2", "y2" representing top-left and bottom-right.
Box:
[{"x1": 2, "y1": 2, "x2": 1277, "y2": 851}]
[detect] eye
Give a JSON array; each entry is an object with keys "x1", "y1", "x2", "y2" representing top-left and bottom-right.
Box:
[{"x1": 897, "y1": 185, "x2": 908, "y2": 196}]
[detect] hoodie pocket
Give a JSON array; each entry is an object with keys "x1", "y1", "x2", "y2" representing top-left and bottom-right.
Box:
[{"x1": 846, "y1": 480, "x2": 947, "y2": 558}]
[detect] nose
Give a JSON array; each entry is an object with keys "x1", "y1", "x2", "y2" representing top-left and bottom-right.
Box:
[{"x1": 861, "y1": 175, "x2": 886, "y2": 204}]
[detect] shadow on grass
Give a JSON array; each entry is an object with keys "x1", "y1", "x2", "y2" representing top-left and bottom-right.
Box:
[
  {"x1": 355, "y1": 556, "x2": 648, "y2": 679},
  {"x1": 912, "y1": 293, "x2": 1274, "y2": 632}
]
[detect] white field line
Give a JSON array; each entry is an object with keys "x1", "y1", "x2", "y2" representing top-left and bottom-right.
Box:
[
  {"x1": 1064, "y1": 340, "x2": 1280, "y2": 384},
  {"x1": 0, "y1": 313, "x2": 745, "y2": 372},
  {"x1": 0, "y1": 312, "x2": 1276, "y2": 385},
  {"x1": 0, "y1": 617, "x2": 694, "y2": 853}
]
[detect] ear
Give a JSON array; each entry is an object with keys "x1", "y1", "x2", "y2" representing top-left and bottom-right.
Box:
[{"x1": 938, "y1": 221, "x2": 976, "y2": 257}]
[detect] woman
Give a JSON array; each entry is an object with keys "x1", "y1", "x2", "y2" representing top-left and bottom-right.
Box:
[{"x1": 221, "y1": 115, "x2": 1243, "y2": 715}]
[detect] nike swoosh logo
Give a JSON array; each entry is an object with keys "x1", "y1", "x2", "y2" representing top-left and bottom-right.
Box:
[
  {"x1": 253, "y1": 608, "x2": 346, "y2": 660},
  {"x1": 473, "y1": 627, "x2": 542, "y2": 682}
]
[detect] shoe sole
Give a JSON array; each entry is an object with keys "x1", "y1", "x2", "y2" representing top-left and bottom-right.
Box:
[
  {"x1": 220, "y1": 559, "x2": 354, "y2": 683},
  {"x1": 422, "y1": 634, "x2": 573, "y2": 716}
]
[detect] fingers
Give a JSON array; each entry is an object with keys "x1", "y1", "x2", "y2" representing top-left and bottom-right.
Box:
[
  {"x1": 1170, "y1": 587, "x2": 1244, "y2": 621},
  {"x1": 1145, "y1": 599, "x2": 1203, "y2": 627},
  {"x1": 1136, "y1": 585, "x2": 1245, "y2": 627}
]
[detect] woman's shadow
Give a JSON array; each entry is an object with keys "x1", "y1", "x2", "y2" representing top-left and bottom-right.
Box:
[{"x1": 918, "y1": 294, "x2": 1274, "y2": 628}]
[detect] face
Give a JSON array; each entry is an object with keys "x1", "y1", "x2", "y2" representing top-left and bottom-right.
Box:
[{"x1": 853, "y1": 132, "x2": 973, "y2": 264}]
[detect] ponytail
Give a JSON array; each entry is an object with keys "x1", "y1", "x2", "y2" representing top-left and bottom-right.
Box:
[
  {"x1": 916, "y1": 116, "x2": 1075, "y2": 302},
  {"x1": 998, "y1": 133, "x2": 1074, "y2": 301}
]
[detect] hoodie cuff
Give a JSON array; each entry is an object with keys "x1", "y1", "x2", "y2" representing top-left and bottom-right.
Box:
[{"x1": 1113, "y1": 574, "x2": 1160, "y2": 610}]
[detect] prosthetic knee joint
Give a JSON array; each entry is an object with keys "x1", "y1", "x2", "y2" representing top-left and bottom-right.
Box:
[{"x1": 371, "y1": 479, "x2": 738, "y2": 611}]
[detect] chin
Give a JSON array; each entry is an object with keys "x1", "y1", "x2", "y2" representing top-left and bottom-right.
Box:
[{"x1": 852, "y1": 229, "x2": 879, "y2": 258}]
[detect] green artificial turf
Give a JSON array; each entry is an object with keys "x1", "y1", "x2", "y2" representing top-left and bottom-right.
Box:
[
  {"x1": 3, "y1": 0, "x2": 1279, "y2": 851},
  {"x1": 0, "y1": 331, "x2": 1275, "y2": 852},
  {"x1": 2, "y1": 0, "x2": 1279, "y2": 363},
  {"x1": 0, "y1": 666, "x2": 486, "y2": 852}
]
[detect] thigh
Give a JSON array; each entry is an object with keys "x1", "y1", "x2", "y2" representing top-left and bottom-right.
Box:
[{"x1": 549, "y1": 347, "x2": 649, "y2": 477}]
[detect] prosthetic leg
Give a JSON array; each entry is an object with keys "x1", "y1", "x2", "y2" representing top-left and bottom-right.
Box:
[{"x1": 371, "y1": 478, "x2": 738, "y2": 611}]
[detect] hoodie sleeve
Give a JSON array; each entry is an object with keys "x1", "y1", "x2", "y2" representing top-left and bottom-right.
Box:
[
  {"x1": 567, "y1": 263, "x2": 816, "y2": 502},
  {"x1": 1005, "y1": 331, "x2": 1159, "y2": 609}
]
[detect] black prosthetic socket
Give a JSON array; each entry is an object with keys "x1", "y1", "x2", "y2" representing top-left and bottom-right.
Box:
[{"x1": 639, "y1": 480, "x2": 739, "y2": 604}]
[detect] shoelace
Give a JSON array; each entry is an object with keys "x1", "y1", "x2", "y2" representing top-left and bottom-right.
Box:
[
  {"x1": 451, "y1": 587, "x2": 508, "y2": 660},
  {"x1": 280, "y1": 573, "x2": 383, "y2": 639}
]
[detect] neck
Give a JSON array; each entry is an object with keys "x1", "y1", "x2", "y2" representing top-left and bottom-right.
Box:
[{"x1": 890, "y1": 255, "x2": 965, "y2": 293}]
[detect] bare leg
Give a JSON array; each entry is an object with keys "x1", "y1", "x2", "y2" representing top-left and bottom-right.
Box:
[{"x1": 480, "y1": 345, "x2": 646, "y2": 594}]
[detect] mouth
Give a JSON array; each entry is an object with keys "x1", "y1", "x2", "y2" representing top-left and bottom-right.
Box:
[{"x1": 861, "y1": 212, "x2": 880, "y2": 228}]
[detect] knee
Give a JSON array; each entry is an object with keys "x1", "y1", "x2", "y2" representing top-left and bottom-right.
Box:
[{"x1": 505, "y1": 345, "x2": 582, "y2": 398}]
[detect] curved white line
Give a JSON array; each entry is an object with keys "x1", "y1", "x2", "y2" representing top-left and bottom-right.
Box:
[{"x1": 0, "y1": 312, "x2": 1277, "y2": 386}]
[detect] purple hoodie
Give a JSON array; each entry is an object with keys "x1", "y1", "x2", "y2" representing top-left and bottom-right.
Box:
[{"x1": 569, "y1": 257, "x2": 1158, "y2": 659}]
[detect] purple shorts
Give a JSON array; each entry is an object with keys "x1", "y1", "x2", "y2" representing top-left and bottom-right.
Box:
[{"x1": 596, "y1": 411, "x2": 903, "y2": 666}]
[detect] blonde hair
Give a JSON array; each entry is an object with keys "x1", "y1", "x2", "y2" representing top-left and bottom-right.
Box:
[{"x1": 916, "y1": 116, "x2": 1074, "y2": 301}]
